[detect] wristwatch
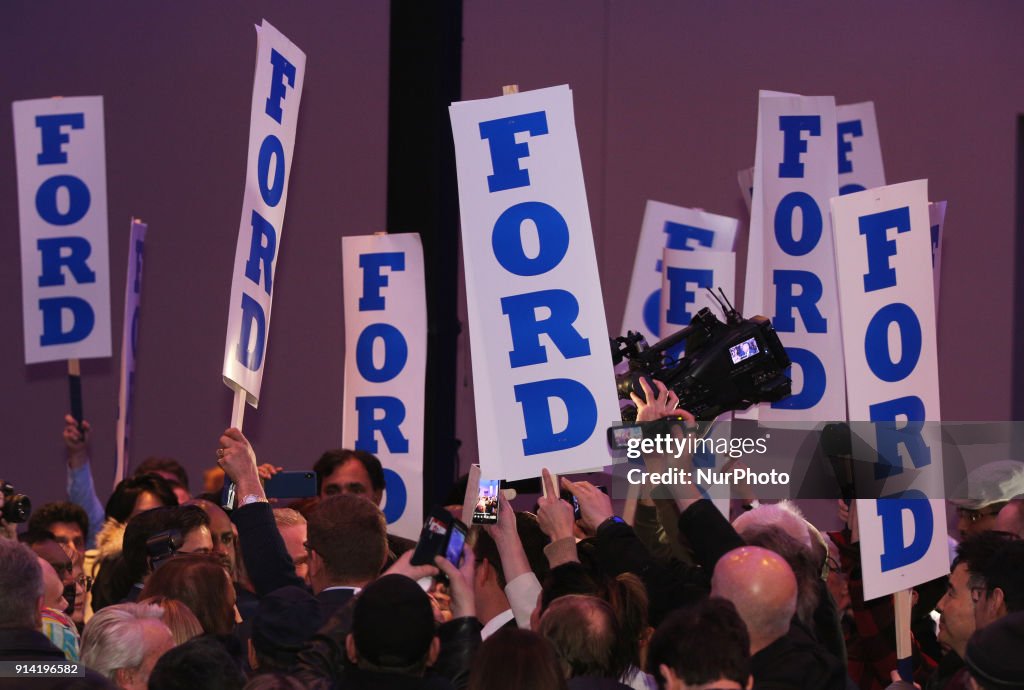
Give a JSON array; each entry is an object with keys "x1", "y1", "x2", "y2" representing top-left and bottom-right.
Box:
[
  {"x1": 239, "y1": 494, "x2": 266, "y2": 507},
  {"x1": 597, "y1": 516, "x2": 626, "y2": 532}
]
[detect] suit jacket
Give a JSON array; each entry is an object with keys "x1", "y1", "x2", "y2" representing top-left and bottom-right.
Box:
[
  {"x1": 0, "y1": 628, "x2": 113, "y2": 690},
  {"x1": 751, "y1": 623, "x2": 848, "y2": 690},
  {"x1": 234, "y1": 502, "x2": 407, "y2": 597},
  {"x1": 232, "y1": 502, "x2": 307, "y2": 597},
  {"x1": 317, "y1": 586, "x2": 359, "y2": 619}
]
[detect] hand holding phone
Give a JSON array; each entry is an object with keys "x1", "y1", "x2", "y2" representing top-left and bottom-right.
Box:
[
  {"x1": 411, "y1": 509, "x2": 468, "y2": 567},
  {"x1": 434, "y1": 547, "x2": 476, "y2": 619},
  {"x1": 384, "y1": 550, "x2": 439, "y2": 583},
  {"x1": 560, "y1": 480, "x2": 611, "y2": 534}
]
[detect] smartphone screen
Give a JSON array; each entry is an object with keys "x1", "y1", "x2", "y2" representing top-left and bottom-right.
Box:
[
  {"x1": 607, "y1": 423, "x2": 643, "y2": 451},
  {"x1": 472, "y1": 478, "x2": 501, "y2": 524},
  {"x1": 445, "y1": 522, "x2": 467, "y2": 566}
]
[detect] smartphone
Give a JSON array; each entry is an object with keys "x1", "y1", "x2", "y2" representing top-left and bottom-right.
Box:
[
  {"x1": 444, "y1": 520, "x2": 468, "y2": 566},
  {"x1": 462, "y1": 464, "x2": 503, "y2": 526},
  {"x1": 264, "y1": 471, "x2": 318, "y2": 499},
  {"x1": 560, "y1": 489, "x2": 583, "y2": 520},
  {"x1": 411, "y1": 509, "x2": 454, "y2": 566},
  {"x1": 472, "y1": 478, "x2": 501, "y2": 525},
  {"x1": 560, "y1": 486, "x2": 608, "y2": 521}
]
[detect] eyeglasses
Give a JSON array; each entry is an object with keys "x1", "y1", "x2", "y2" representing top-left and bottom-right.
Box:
[
  {"x1": 75, "y1": 574, "x2": 94, "y2": 593},
  {"x1": 956, "y1": 506, "x2": 1005, "y2": 524}
]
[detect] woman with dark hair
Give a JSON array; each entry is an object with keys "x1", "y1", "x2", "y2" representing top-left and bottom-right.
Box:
[
  {"x1": 139, "y1": 554, "x2": 237, "y2": 636},
  {"x1": 104, "y1": 474, "x2": 178, "y2": 524},
  {"x1": 468, "y1": 628, "x2": 568, "y2": 690}
]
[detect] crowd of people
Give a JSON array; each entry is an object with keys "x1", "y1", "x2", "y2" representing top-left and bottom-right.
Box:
[{"x1": 1, "y1": 381, "x2": 1024, "y2": 690}]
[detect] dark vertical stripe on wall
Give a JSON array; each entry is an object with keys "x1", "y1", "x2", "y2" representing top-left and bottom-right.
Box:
[
  {"x1": 387, "y1": 0, "x2": 463, "y2": 516},
  {"x1": 1015, "y1": 116, "x2": 1024, "y2": 425}
]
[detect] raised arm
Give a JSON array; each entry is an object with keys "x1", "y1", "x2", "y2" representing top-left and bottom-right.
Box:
[
  {"x1": 63, "y1": 414, "x2": 105, "y2": 547},
  {"x1": 218, "y1": 428, "x2": 305, "y2": 595}
]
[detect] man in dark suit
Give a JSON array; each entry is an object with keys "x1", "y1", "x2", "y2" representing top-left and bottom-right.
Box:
[
  {"x1": 0, "y1": 538, "x2": 113, "y2": 689},
  {"x1": 306, "y1": 492, "x2": 389, "y2": 616},
  {"x1": 314, "y1": 448, "x2": 416, "y2": 563}
]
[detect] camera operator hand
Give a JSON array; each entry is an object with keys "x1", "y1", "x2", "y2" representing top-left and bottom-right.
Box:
[
  {"x1": 435, "y1": 547, "x2": 476, "y2": 619},
  {"x1": 217, "y1": 428, "x2": 265, "y2": 503},
  {"x1": 630, "y1": 378, "x2": 703, "y2": 513},
  {"x1": 63, "y1": 413, "x2": 91, "y2": 469},
  {"x1": 631, "y1": 377, "x2": 680, "y2": 423},
  {"x1": 536, "y1": 468, "x2": 576, "y2": 542},
  {"x1": 560, "y1": 478, "x2": 614, "y2": 535}
]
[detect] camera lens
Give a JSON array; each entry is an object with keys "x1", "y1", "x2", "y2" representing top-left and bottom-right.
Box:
[{"x1": 1, "y1": 492, "x2": 31, "y2": 524}]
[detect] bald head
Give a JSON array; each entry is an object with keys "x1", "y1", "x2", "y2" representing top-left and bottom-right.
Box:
[
  {"x1": 996, "y1": 500, "x2": 1024, "y2": 538},
  {"x1": 711, "y1": 546, "x2": 797, "y2": 653}
]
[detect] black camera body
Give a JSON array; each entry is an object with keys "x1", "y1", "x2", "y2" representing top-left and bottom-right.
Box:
[
  {"x1": 146, "y1": 529, "x2": 183, "y2": 571},
  {"x1": 612, "y1": 301, "x2": 792, "y2": 422},
  {"x1": 0, "y1": 481, "x2": 32, "y2": 524}
]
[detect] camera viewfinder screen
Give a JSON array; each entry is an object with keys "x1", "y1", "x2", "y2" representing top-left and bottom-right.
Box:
[
  {"x1": 729, "y1": 337, "x2": 760, "y2": 365},
  {"x1": 611, "y1": 425, "x2": 643, "y2": 450},
  {"x1": 472, "y1": 479, "x2": 501, "y2": 524}
]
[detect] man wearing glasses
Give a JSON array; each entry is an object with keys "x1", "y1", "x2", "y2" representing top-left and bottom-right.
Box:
[
  {"x1": 950, "y1": 460, "x2": 1024, "y2": 540},
  {"x1": 25, "y1": 532, "x2": 76, "y2": 608}
]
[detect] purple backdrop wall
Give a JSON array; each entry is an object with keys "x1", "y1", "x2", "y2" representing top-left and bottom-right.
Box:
[
  {"x1": 1, "y1": 2, "x2": 389, "y2": 508},
  {"x1": 456, "y1": 1, "x2": 1024, "y2": 495},
  {"x1": 3, "y1": 2, "x2": 1022, "y2": 522}
]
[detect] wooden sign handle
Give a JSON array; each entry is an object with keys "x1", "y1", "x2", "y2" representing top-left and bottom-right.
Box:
[
  {"x1": 68, "y1": 359, "x2": 85, "y2": 438},
  {"x1": 221, "y1": 388, "x2": 247, "y2": 510},
  {"x1": 894, "y1": 588, "x2": 913, "y2": 682}
]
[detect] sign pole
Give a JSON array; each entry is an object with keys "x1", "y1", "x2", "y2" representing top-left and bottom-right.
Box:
[
  {"x1": 221, "y1": 388, "x2": 247, "y2": 510},
  {"x1": 231, "y1": 388, "x2": 246, "y2": 432},
  {"x1": 68, "y1": 359, "x2": 84, "y2": 436},
  {"x1": 894, "y1": 587, "x2": 913, "y2": 682}
]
